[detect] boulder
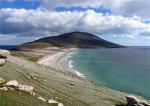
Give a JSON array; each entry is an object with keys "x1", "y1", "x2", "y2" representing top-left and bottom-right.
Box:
[
  {"x1": 0, "y1": 59, "x2": 7, "y2": 66},
  {"x1": 6, "y1": 80, "x2": 19, "y2": 87},
  {"x1": 0, "y1": 78, "x2": 5, "y2": 84},
  {"x1": 58, "y1": 103, "x2": 64, "y2": 106},
  {"x1": 48, "y1": 99, "x2": 59, "y2": 104},
  {"x1": 18, "y1": 84, "x2": 34, "y2": 92},
  {"x1": 0, "y1": 50, "x2": 10, "y2": 58},
  {"x1": 38, "y1": 96, "x2": 46, "y2": 102},
  {"x1": 0, "y1": 87, "x2": 8, "y2": 91},
  {"x1": 125, "y1": 95, "x2": 150, "y2": 106},
  {"x1": 5, "y1": 80, "x2": 35, "y2": 95},
  {"x1": 126, "y1": 95, "x2": 139, "y2": 105},
  {"x1": 48, "y1": 99, "x2": 64, "y2": 106},
  {"x1": 0, "y1": 78, "x2": 6, "y2": 87}
]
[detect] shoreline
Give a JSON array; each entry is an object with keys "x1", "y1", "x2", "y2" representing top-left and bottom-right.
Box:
[
  {"x1": 37, "y1": 48, "x2": 87, "y2": 79},
  {"x1": 37, "y1": 48, "x2": 150, "y2": 100},
  {"x1": 1, "y1": 48, "x2": 149, "y2": 105},
  {"x1": 37, "y1": 48, "x2": 77, "y2": 70}
]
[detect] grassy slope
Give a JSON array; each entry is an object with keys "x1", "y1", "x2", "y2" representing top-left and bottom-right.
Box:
[
  {"x1": 0, "y1": 55, "x2": 127, "y2": 106},
  {"x1": 19, "y1": 32, "x2": 123, "y2": 49}
]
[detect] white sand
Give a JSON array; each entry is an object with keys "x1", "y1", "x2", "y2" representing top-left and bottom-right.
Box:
[
  {"x1": 37, "y1": 48, "x2": 86, "y2": 78},
  {"x1": 38, "y1": 51, "x2": 67, "y2": 68}
]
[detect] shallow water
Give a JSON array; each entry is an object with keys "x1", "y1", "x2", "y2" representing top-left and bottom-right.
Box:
[{"x1": 62, "y1": 47, "x2": 150, "y2": 99}]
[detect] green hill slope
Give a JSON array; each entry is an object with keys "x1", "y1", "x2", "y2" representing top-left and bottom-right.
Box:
[
  {"x1": 0, "y1": 56, "x2": 126, "y2": 106},
  {"x1": 20, "y1": 32, "x2": 123, "y2": 49}
]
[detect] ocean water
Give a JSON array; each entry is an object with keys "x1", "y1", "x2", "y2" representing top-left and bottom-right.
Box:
[{"x1": 61, "y1": 47, "x2": 150, "y2": 99}]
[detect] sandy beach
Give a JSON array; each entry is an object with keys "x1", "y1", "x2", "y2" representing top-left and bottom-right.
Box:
[
  {"x1": 37, "y1": 48, "x2": 87, "y2": 79},
  {"x1": 37, "y1": 51, "x2": 67, "y2": 68},
  {"x1": 37, "y1": 48, "x2": 76, "y2": 69}
]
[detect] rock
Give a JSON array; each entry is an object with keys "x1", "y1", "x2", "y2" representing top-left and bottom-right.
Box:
[
  {"x1": 125, "y1": 95, "x2": 150, "y2": 106},
  {"x1": 0, "y1": 50, "x2": 10, "y2": 58},
  {"x1": 0, "y1": 50, "x2": 10, "y2": 66},
  {"x1": 58, "y1": 103, "x2": 64, "y2": 106},
  {"x1": 48, "y1": 99, "x2": 59, "y2": 104},
  {"x1": 18, "y1": 84, "x2": 34, "y2": 92},
  {"x1": 5, "y1": 80, "x2": 35, "y2": 95},
  {"x1": 38, "y1": 96, "x2": 46, "y2": 102},
  {"x1": 30, "y1": 91, "x2": 36, "y2": 96},
  {"x1": 8, "y1": 87, "x2": 14, "y2": 91},
  {"x1": 0, "y1": 78, "x2": 5, "y2": 84},
  {"x1": 140, "y1": 102, "x2": 150, "y2": 106},
  {"x1": 6, "y1": 80, "x2": 19, "y2": 87},
  {"x1": 0, "y1": 59, "x2": 7, "y2": 66},
  {"x1": 126, "y1": 95, "x2": 139, "y2": 105},
  {"x1": 17, "y1": 84, "x2": 35, "y2": 95},
  {"x1": 0, "y1": 87, "x2": 8, "y2": 91},
  {"x1": 67, "y1": 82, "x2": 75, "y2": 85},
  {"x1": 0, "y1": 78, "x2": 5, "y2": 87},
  {"x1": 31, "y1": 76, "x2": 37, "y2": 80}
]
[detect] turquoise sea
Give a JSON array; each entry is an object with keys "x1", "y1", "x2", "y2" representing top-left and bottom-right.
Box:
[{"x1": 59, "y1": 47, "x2": 150, "y2": 99}]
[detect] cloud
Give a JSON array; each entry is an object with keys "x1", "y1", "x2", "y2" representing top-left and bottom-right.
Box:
[
  {"x1": 2, "y1": 0, "x2": 150, "y2": 19},
  {"x1": 41, "y1": 0, "x2": 150, "y2": 19},
  {"x1": 113, "y1": 0, "x2": 150, "y2": 20},
  {"x1": 41, "y1": 0, "x2": 125, "y2": 10},
  {"x1": 1, "y1": 0, "x2": 40, "y2": 2},
  {"x1": 1, "y1": 8, "x2": 150, "y2": 40},
  {"x1": 0, "y1": 34, "x2": 16, "y2": 40}
]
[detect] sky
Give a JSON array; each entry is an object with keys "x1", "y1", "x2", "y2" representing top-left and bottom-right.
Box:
[{"x1": 0, "y1": 0, "x2": 150, "y2": 46}]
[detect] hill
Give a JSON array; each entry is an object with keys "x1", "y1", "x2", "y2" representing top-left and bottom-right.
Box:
[
  {"x1": 0, "y1": 52, "x2": 127, "y2": 106},
  {"x1": 20, "y1": 32, "x2": 123, "y2": 49}
]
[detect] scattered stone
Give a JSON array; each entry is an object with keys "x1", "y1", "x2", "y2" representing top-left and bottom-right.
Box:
[
  {"x1": 31, "y1": 76, "x2": 37, "y2": 80},
  {"x1": 8, "y1": 87, "x2": 14, "y2": 91},
  {"x1": 48, "y1": 99, "x2": 64, "y2": 106},
  {"x1": 55, "y1": 97, "x2": 59, "y2": 99},
  {"x1": 58, "y1": 103, "x2": 64, "y2": 106},
  {"x1": 18, "y1": 84, "x2": 34, "y2": 92},
  {"x1": 48, "y1": 99, "x2": 59, "y2": 104},
  {"x1": 0, "y1": 49, "x2": 10, "y2": 57},
  {"x1": 0, "y1": 87, "x2": 8, "y2": 91},
  {"x1": 0, "y1": 78, "x2": 5, "y2": 85},
  {"x1": 0, "y1": 59, "x2": 7, "y2": 66},
  {"x1": 6, "y1": 80, "x2": 19, "y2": 87},
  {"x1": 0, "y1": 50, "x2": 10, "y2": 66},
  {"x1": 125, "y1": 95, "x2": 150, "y2": 106},
  {"x1": 38, "y1": 96, "x2": 46, "y2": 102},
  {"x1": 126, "y1": 95, "x2": 139, "y2": 105},
  {"x1": 43, "y1": 79, "x2": 47, "y2": 82},
  {"x1": 30, "y1": 74, "x2": 38, "y2": 80},
  {"x1": 30, "y1": 91, "x2": 36, "y2": 96},
  {"x1": 5, "y1": 80, "x2": 35, "y2": 95},
  {"x1": 18, "y1": 84, "x2": 35, "y2": 95},
  {"x1": 67, "y1": 82, "x2": 75, "y2": 85}
]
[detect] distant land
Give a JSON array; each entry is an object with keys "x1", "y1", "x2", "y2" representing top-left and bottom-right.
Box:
[{"x1": 19, "y1": 32, "x2": 123, "y2": 49}]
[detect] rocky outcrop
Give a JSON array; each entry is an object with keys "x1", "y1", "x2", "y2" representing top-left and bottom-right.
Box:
[
  {"x1": 0, "y1": 50, "x2": 10, "y2": 66},
  {"x1": 125, "y1": 95, "x2": 150, "y2": 106},
  {"x1": 0, "y1": 87, "x2": 8, "y2": 91},
  {"x1": 0, "y1": 78, "x2": 5, "y2": 87},
  {"x1": 6, "y1": 80, "x2": 19, "y2": 87},
  {"x1": 0, "y1": 59, "x2": 7, "y2": 66},
  {"x1": 18, "y1": 84, "x2": 34, "y2": 95},
  {"x1": 0, "y1": 50, "x2": 10, "y2": 58},
  {"x1": 5, "y1": 80, "x2": 35, "y2": 95}
]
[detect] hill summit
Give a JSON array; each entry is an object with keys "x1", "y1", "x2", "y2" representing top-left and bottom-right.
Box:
[{"x1": 22, "y1": 32, "x2": 123, "y2": 48}]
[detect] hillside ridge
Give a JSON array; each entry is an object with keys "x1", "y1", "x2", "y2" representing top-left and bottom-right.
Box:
[{"x1": 21, "y1": 32, "x2": 123, "y2": 48}]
